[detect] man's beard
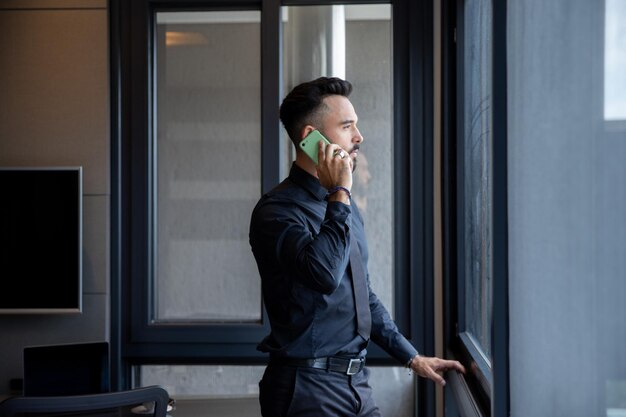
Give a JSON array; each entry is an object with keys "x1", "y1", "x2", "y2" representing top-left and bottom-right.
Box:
[{"x1": 350, "y1": 144, "x2": 361, "y2": 172}]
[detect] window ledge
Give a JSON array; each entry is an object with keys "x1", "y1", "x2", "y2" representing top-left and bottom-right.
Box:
[{"x1": 447, "y1": 368, "x2": 485, "y2": 417}]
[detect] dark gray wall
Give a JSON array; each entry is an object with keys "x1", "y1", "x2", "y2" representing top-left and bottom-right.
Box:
[
  {"x1": 508, "y1": 0, "x2": 626, "y2": 415},
  {"x1": 0, "y1": 0, "x2": 109, "y2": 394}
]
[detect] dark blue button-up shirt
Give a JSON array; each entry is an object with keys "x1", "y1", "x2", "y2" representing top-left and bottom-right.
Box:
[{"x1": 249, "y1": 164, "x2": 417, "y2": 364}]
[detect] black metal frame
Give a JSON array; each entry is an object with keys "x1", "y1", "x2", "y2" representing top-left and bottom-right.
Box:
[
  {"x1": 490, "y1": 0, "x2": 510, "y2": 415},
  {"x1": 110, "y1": 4, "x2": 436, "y2": 416},
  {"x1": 441, "y1": 0, "x2": 509, "y2": 415}
]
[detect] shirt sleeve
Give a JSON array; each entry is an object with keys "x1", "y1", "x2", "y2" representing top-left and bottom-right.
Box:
[
  {"x1": 368, "y1": 286, "x2": 419, "y2": 365},
  {"x1": 251, "y1": 199, "x2": 353, "y2": 295}
]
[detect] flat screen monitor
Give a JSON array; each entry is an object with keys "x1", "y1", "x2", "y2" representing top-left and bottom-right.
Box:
[
  {"x1": 23, "y1": 342, "x2": 110, "y2": 396},
  {"x1": 0, "y1": 167, "x2": 82, "y2": 314}
]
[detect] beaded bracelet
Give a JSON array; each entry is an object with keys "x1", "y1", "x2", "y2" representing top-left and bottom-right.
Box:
[{"x1": 326, "y1": 185, "x2": 351, "y2": 199}]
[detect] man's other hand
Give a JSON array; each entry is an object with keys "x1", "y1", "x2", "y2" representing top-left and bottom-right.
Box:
[{"x1": 409, "y1": 355, "x2": 466, "y2": 386}]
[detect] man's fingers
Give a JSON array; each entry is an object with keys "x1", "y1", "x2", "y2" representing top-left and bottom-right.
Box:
[
  {"x1": 426, "y1": 367, "x2": 446, "y2": 386},
  {"x1": 318, "y1": 139, "x2": 330, "y2": 163},
  {"x1": 413, "y1": 357, "x2": 466, "y2": 387},
  {"x1": 439, "y1": 359, "x2": 466, "y2": 374}
]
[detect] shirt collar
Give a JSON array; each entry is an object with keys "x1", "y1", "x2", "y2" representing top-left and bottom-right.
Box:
[{"x1": 288, "y1": 163, "x2": 328, "y2": 202}]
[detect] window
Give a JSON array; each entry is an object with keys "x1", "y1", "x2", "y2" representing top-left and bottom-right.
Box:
[
  {"x1": 460, "y1": 0, "x2": 493, "y2": 363},
  {"x1": 112, "y1": 0, "x2": 435, "y2": 415},
  {"x1": 282, "y1": 3, "x2": 395, "y2": 314},
  {"x1": 604, "y1": 0, "x2": 626, "y2": 122},
  {"x1": 139, "y1": 365, "x2": 414, "y2": 417},
  {"x1": 442, "y1": 0, "x2": 508, "y2": 414},
  {"x1": 453, "y1": 0, "x2": 495, "y2": 394},
  {"x1": 154, "y1": 11, "x2": 263, "y2": 325}
]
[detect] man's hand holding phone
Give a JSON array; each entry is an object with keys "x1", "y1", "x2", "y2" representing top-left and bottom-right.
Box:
[{"x1": 300, "y1": 130, "x2": 352, "y2": 204}]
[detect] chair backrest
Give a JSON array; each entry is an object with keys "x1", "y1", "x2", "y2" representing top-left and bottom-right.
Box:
[{"x1": 0, "y1": 386, "x2": 170, "y2": 417}]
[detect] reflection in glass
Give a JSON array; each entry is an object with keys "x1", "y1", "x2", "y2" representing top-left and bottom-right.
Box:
[{"x1": 153, "y1": 11, "x2": 262, "y2": 323}]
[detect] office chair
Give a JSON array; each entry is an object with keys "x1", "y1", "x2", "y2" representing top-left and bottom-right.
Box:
[{"x1": 0, "y1": 385, "x2": 170, "y2": 417}]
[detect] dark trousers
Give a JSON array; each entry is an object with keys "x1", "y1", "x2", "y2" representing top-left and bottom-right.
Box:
[{"x1": 259, "y1": 364, "x2": 383, "y2": 417}]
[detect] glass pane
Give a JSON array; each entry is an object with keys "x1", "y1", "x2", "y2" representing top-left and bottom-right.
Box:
[
  {"x1": 154, "y1": 11, "x2": 262, "y2": 323},
  {"x1": 368, "y1": 367, "x2": 415, "y2": 417},
  {"x1": 604, "y1": 0, "x2": 626, "y2": 120},
  {"x1": 138, "y1": 365, "x2": 413, "y2": 417},
  {"x1": 462, "y1": 0, "x2": 493, "y2": 359},
  {"x1": 607, "y1": 379, "x2": 626, "y2": 417},
  {"x1": 282, "y1": 4, "x2": 395, "y2": 313}
]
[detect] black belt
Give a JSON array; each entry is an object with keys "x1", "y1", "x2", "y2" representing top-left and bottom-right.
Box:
[{"x1": 270, "y1": 356, "x2": 366, "y2": 375}]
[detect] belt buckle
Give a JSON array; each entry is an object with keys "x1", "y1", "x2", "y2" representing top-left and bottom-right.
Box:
[{"x1": 346, "y1": 358, "x2": 362, "y2": 375}]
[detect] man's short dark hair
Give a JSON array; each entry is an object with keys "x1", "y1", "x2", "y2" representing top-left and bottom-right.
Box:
[{"x1": 279, "y1": 77, "x2": 353, "y2": 146}]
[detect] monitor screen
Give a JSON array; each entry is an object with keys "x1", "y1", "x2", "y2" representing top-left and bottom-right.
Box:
[
  {"x1": 23, "y1": 342, "x2": 110, "y2": 396},
  {"x1": 0, "y1": 167, "x2": 82, "y2": 313}
]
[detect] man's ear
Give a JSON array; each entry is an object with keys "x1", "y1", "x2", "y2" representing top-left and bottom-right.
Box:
[{"x1": 300, "y1": 125, "x2": 316, "y2": 141}]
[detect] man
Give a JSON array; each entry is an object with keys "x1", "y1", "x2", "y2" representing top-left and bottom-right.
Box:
[{"x1": 249, "y1": 77, "x2": 464, "y2": 417}]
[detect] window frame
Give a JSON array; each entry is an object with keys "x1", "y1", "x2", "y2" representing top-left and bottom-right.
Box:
[
  {"x1": 112, "y1": 0, "x2": 276, "y2": 366},
  {"x1": 110, "y1": 5, "x2": 436, "y2": 417},
  {"x1": 441, "y1": 0, "x2": 509, "y2": 415}
]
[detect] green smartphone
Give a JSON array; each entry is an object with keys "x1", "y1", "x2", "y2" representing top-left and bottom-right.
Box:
[{"x1": 299, "y1": 130, "x2": 330, "y2": 165}]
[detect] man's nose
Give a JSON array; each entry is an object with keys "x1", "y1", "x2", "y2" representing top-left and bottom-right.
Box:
[{"x1": 354, "y1": 127, "x2": 364, "y2": 143}]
